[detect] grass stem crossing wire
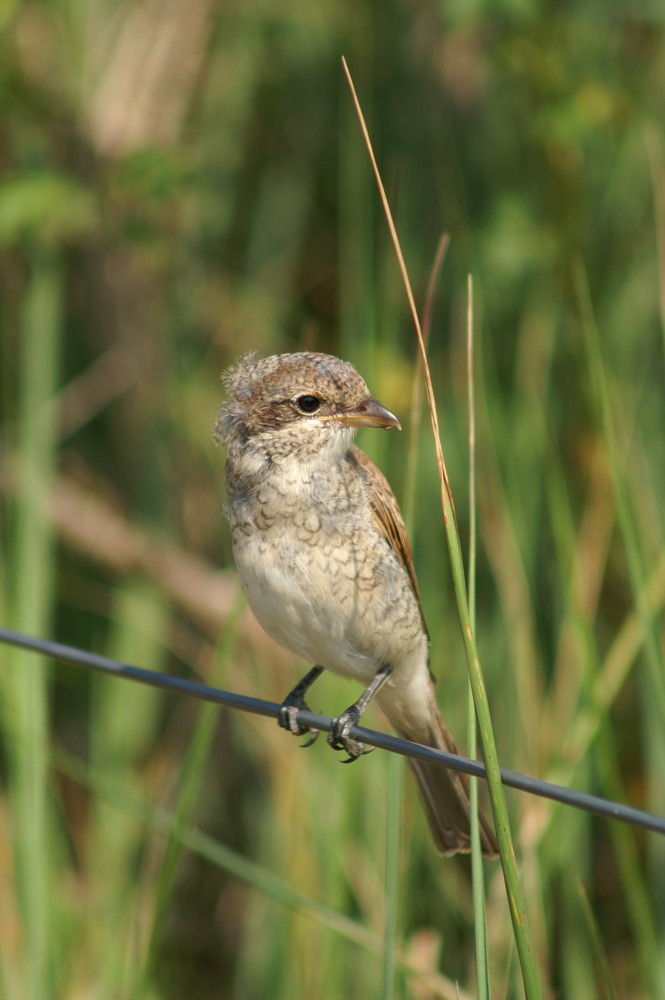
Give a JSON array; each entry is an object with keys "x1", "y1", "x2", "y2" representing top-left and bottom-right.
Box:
[{"x1": 1, "y1": 625, "x2": 664, "y2": 839}]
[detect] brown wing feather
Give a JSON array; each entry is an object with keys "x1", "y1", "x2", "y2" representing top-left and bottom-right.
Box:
[
  {"x1": 348, "y1": 445, "x2": 428, "y2": 638},
  {"x1": 349, "y1": 449, "x2": 497, "y2": 857}
]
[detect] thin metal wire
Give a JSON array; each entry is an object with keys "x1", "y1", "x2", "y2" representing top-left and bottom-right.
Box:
[{"x1": 2, "y1": 624, "x2": 664, "y2": 838}]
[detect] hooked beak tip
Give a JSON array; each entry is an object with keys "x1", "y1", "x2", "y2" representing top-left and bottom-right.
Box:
[{"x1": 329, "y1": 398, "x2": 401, "y2": 431}]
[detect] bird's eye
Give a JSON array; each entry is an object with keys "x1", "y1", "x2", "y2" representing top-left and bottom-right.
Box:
[{"x1": 296, "y1": 395, "x2": 321, "y2": 414}]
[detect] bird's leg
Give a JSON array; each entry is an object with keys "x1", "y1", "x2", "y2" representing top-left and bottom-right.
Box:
[
  {"x1": 328, "y1": 664, "x2": 391, "y2": 762},
  {"x1": 278, "y1": 664, "x2": 324, "y2": 743}
]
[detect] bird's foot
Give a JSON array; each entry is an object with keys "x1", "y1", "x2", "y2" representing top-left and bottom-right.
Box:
[
  {"x1": 278, "y1": 693, "x2": 319, "y2": 745},
  {"x1": 277, "y1": 665, "x2": 323, "y2": 744},
  {"x1": 328, "y1": 706, "x2": 374, "y2": 763}
]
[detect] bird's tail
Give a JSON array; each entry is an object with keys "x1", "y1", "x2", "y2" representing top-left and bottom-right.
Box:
[{"x1": 394, "y1": 687, "x2": 499, "y2": 858}]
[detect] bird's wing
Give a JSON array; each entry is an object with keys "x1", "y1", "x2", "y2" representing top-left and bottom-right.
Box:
[{"x1": 348, "y1": 445, "x2": 428, "y2": 638}]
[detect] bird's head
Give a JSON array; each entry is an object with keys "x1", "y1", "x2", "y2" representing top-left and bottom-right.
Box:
[{"x1": 215, "y1": 352, "x2": 400, "y2": 466}]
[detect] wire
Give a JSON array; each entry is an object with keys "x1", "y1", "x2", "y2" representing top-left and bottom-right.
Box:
[{"x1": 1, "y1": 624, "x2": 664, "y2": 838}]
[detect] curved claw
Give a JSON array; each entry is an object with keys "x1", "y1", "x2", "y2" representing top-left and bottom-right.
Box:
[
  {"x1": 300, "y1": 729, "x2": 320, "y2": 749},
  {"x1": 329, "y1": 734, "x2": 363, "y2": 755},
  {"x1": 340, "y1": 744, "x2": 375, "y2": 763}
]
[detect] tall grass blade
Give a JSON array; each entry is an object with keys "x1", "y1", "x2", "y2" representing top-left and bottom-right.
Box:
[
  {"x1": 341, "y1": 56, "x2": 540, "y2": 1000},
  {"x1": 466, "y1": 275, "x2": 490, "y2": 1000},
  {"x1": 8, "y1": 250, "x2": 63, "y2": 1000},
  {"x1": 576, "y1": 879, "x2": 619, "y2": 1000},
  {"x1": 382, "y1": 749, "x2": 403, "y2": 1000}
]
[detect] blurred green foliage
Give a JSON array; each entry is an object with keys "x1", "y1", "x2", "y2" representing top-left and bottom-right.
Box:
[{"x1": 1, "y1": 1, "x2": 665, "y2": 998}]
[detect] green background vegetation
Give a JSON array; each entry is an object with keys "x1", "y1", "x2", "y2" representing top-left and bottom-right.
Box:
[{"x1": 1, "y1": 1, "x2": 665, "y2": 997}]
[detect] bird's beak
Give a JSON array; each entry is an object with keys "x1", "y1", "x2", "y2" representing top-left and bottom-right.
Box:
[{"x1": 329, "y1": 397, "x2": 402, "y2": 431}]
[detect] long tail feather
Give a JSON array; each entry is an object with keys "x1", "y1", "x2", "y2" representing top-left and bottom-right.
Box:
[{"x1": 396, "y1": 688, "x2": 498, "y2": 858}]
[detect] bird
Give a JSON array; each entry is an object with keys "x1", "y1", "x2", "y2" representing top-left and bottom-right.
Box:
[{"x1": 214, "y1": 351, "x2": 498, "y2": 857}]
